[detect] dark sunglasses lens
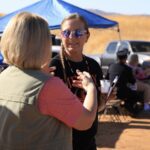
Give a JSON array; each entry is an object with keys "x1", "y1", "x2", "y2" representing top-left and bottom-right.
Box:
[
  {"x1": 75, "y1": 30, "x2": 82, "y2": 38},
  {"x1": 62, "y1": 30, "x2": 86, "y2": 38},
  {"x1": 62, "y1": 30, "x2": 70, "y2": 38}
]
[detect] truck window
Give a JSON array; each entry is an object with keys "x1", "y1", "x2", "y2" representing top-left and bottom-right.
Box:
[
  {"x1": 118, "y1": 42, "x2": 129, "y2": 50},
  {"x1": 106, "y1": 42, "x2": 117, "y2": 53},
  {"x1": 130, "y1": 41, "x2": 150, "y2": 52}
]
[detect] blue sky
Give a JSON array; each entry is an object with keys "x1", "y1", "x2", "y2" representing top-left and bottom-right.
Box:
[{"x1": 0, "y1": 0, "x2": 150, "y2": 15}]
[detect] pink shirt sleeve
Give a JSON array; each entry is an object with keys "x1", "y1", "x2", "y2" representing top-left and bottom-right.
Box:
[{"x1": 38, "y1": 77, "x2": 83, "y2": 127}]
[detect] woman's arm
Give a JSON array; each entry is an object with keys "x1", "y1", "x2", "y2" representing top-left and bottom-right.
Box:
[
  {"x1": 38, "y1": 72, "x2": 97, "y2": 131},
  {"x1": 72, "y1": 70, "x2": 97, "y2": 130}
]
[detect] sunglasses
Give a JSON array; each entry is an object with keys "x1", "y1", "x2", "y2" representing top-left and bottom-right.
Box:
[{"x1": 61, "y1": 29, "x2": 87, "y2": 38}]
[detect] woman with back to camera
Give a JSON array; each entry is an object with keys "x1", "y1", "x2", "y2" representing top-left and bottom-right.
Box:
[
  {"x1": 50, "y1": 13, "x2": 103, "y2": 150},
  {"x1": 0, "y1": 12, "x2": 98, "y2": 150}
]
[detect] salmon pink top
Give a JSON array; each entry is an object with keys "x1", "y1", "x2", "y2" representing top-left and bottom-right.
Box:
[{"x1": 38, "y1": 77, "x2": 83, "y2": 127}]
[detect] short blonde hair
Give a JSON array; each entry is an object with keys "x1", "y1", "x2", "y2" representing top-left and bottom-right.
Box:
[{"x1": 0, "y1": 12, "x2": 51, "y2": 69}]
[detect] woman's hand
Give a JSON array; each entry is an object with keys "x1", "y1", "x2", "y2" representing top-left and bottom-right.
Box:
[
  {"x1": 72, "y1": 70, "x2": 95, "y2": 91},
  {"x1": 41, "y1": 62, "x2": 56, "y2": 75}
]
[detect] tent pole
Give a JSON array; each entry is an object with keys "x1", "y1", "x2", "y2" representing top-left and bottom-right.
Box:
[{"x1": 117, "y1": 25, "x2": 122, "y2": 41}]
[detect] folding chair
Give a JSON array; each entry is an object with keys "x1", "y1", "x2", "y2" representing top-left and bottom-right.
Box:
[
  {"x1": 98, "y1": 76, "x2": 118, "y2": 113},
  {"x1": 100, "y1": 76, "x2": 128, "y2": 122}
]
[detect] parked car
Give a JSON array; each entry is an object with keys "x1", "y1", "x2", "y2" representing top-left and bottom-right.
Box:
[{"x1": 100, "y1": 40, "x2": 150, "y2": 73}]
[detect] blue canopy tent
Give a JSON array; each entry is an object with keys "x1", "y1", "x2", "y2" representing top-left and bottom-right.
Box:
[
  {"x1": 0, "y1": 0, "x2": 118, "y2": 32},
  {"x1": 0, "y1": 0, "x2": 119, "y2": 64}
]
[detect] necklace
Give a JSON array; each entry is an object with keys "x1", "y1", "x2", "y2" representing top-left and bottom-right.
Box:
[
  {"x1": 65, "y1": 55, "x2": 98, "y2": 88},
  {"x1": 65, "y1": 55, "x2": 90, "y2": 75},
  {"x1": 64, "y1": 55, "x2": 90, "y2": 101}
]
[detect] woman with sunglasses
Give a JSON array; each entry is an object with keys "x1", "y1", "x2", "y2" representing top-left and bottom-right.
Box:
[{"x1": 50, "y1": 13, "x2": 103, "y2": 150}]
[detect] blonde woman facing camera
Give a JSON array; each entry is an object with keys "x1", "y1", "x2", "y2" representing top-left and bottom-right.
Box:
[
  {"x1": 50, "y1": 14, "x2": 103, "y2": 150},
  {"x1": 0, "y1": 12, "x2": 97, "y2": 150}
]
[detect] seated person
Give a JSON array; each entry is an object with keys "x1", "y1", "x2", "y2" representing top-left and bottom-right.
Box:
[
  {"x1": 128, "y1": 54, "x2": 150, "y2": 80},
  {"x1": 128, "y1": 54, "x2": 150, "y2": 111},
  {"x1": 142, "y1": 61, "x2": 150, "y2": 78},
  {"x1": 107, "y1": 48, "x2": 144, "y2": 115}
]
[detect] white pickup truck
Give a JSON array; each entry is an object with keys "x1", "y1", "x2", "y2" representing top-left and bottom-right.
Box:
[{"x1": 100, "y1": 40, "x2": 150, "y2": 73}]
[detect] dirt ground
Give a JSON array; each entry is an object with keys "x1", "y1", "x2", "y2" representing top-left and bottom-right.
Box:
[{"x1": 96, "y1": 114, "x2": 150, "y2": 150}]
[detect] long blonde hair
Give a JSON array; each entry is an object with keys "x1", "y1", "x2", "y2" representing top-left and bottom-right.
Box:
[
  {"x1": 60, "y1": 13, "x2": 89, "y2": 83},
  {"x1": 0, "y1": 12, "x2": 51, "y2": 69}
]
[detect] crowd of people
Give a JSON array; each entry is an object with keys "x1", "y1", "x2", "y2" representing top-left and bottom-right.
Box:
[
  {"x1": 0, "y1": 11, "x2": 149, "y2": 150},
  {"x1": 107, "y1": 48, "x2": 150, "y2": 116},
  {"x1": 0, "y1": 12, "x2": 99, "y2": 150},
  {"x1": 128, "y1": 54, "x2": 150, "y2": 111}
]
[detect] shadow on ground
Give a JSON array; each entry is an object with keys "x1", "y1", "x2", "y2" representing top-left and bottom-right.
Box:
[{"x1": 96, "y1": 114, "x2": 150, "y2": 149}]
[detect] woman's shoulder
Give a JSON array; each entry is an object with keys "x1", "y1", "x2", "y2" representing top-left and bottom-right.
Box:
[
  {"x1": 41, "y1": 76, "x2": 68, "y2": 94},
  {"x1": 46, "y1": 76, "x2": 64, "y2": 85},
  {"x1": 40, "y1": 76, "x2": 74, "y2": 100},
  {"x1": 84, "y1": 55, "x2": 100, "y2": 67},
  {"x1": 124, "y1": 64, "x2": 133, "y2": 72},
  {"x1": 85, "y1": 55, "x2": 103, "y2": 79}
]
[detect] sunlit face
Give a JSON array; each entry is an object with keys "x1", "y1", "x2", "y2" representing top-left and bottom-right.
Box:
[{"x1": 61, "y1": 18, "x2": 89, "y2": 56}]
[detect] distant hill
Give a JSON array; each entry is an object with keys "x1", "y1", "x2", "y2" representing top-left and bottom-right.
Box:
[
  {"x1": 88, "y1": 9, "x2": 122, "y2": 16},
  {"x1": 88, "y1": 9, "x2": 150, "y2": 16},
  {"x1": 1, "y1": 9, "x2": 149, "y2": 17}
]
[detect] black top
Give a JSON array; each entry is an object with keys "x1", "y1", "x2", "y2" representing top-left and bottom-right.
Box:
[
  {"x1": 108, "y1": 62, "x2": 136, "y2": 98},
  {"x1": 50, "y1": 54, "x2": 103, "y2": 149}
]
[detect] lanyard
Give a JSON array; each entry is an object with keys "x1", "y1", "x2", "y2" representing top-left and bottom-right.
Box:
[{"x1": 65, "y1": 55, "x2": 90, "y2": 75}]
